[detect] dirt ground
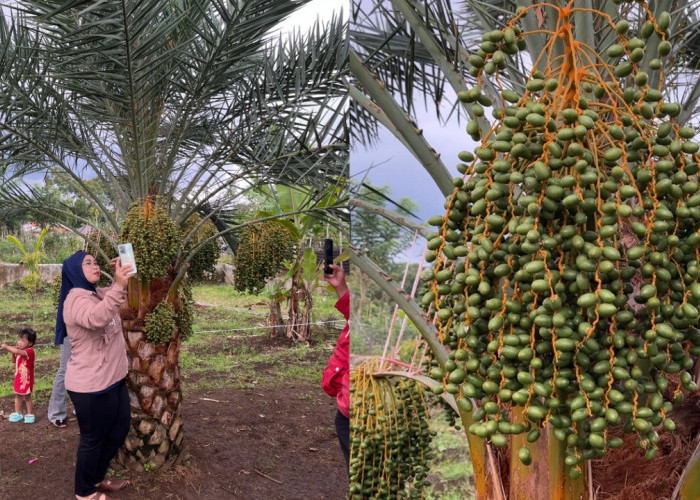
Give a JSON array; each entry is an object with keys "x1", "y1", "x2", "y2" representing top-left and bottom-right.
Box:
[
  {"x1": 0, "y1": 381, "x2": 348, "y2": 500},
  {"x1": 0, "y1": 320, "x2": 349, "y2": 500}
]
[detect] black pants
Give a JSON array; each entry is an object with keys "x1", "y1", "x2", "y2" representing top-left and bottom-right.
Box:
[
  {"x1": 335, "y1": 409, "x2": 350, "y2": 471},
  {"x1": 68, "y1": 380, "x2": 130, "y2": 496}
]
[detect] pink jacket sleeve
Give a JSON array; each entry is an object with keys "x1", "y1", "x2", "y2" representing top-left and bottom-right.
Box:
[{"x1": 64, "y1": 285, "x2": 126, "y2": 331}]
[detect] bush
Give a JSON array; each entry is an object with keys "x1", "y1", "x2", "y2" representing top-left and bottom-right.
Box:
[
  {"x1": 41, "y1": 231, "x2": 83, "y2": 263},
  {"x1": 0, "y1": 238, "x2": 23, "y2": 263},
  {"x1": 1, "y1": 230, "x2": 83, "y2": 264}
]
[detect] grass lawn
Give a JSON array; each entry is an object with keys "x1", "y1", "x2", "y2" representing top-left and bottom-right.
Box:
[
  {"x1": 425, "y1": 409, "x2": 475, "y2": 499},
  {"x1": 0, "y1": 281, "x2": 350, "y2": 499},
  {"x1": 0, "y1": 283, "x2": 343, "y2": 399}
]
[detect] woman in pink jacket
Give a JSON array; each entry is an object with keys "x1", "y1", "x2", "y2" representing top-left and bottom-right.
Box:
[
  {"x1": 56, "y1": 251, "x2": 133, "y2": 500},
  {"x1": 322, "y1": 264, "x2": 350, "y2": 470}
]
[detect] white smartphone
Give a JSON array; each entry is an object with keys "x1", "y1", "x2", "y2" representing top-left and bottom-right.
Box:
[{"x1": 118, "y1": 243, "x2": 138, "y2": 276}]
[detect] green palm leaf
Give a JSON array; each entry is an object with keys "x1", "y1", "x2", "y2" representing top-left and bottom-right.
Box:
[{"x1": 0, "y1": 0, "x2": 348, "y2": 264}]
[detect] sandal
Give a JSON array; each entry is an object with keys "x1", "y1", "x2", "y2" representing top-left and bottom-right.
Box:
[
  {"x1": 96, "y1": 478, "x2": 128, "y2": 492},
  {"x1": 76, "y1": 493, "x2": 120, "y2": 500},
  {"x1": 52, "y1": 419, "x2": 67, "y2": 428},
  {"x1": 23, "y1": 414, "x2": 35, "y2": 424},
  {"x1": 86, "y1": 491, "x2": 119, "y2": 500},
  {"x1": 8, "y1": 412, "x2": 23, "y2": 423}
]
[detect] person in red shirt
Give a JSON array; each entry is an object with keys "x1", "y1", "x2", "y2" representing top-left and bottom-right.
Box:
[
  {"x1": 1, "y1": 328, "x2": 37, "y2": 424},
  {"x1": 322, "y1": 264, "x2": 350, "y2": 469}
]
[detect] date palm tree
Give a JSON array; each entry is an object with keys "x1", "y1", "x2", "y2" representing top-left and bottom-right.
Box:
[
  {"x1": 0, "y1": 0, "x2": 348, "y2": 471},
  {"x1": 349, "y1": 1, "x2": 700, "y2": 498}
]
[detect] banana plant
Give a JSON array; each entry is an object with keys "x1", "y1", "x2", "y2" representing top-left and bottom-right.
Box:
[
  {"x1": 7, "y1": 226, "x2": 48, "y2": 320},
  {"x1": 264, "y1": 245, "x2": 342, "y2": 342},
  {"x1": 256, "y1": 183, "x2": 347, "y2": 341}
]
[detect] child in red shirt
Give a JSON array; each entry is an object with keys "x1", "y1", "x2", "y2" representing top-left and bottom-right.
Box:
[{"x1": 2, "y1": 328, "x2": 37, "y2": 423}]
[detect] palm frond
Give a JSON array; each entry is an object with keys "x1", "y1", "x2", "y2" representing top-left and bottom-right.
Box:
[{"x1": 0, "y1": 1, "x2": 348, "y2": 266}]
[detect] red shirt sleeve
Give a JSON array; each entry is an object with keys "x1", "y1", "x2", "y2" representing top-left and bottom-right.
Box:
[
  {"x1": 335, "y1": 291, "x2": 349, "y2": 320},
  {"x1": 322, "y1": 292, "x2": 350, "y2": 417}
]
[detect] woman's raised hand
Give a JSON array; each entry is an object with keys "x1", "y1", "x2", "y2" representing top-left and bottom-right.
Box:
[
  {"x1": 114, "y1": 258, "x2": 134, "y2": 289},
  {"x1": 323, "y1": 264, "x2": 349, "y2": 299}
]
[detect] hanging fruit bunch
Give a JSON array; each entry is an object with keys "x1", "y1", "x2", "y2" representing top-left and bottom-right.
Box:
[
  {"x1": 119, "y1": 197, "x2": 191, "y2": 340},
  {"x1": 144, "y1": 300, "x2": 177, "y2": 343},
  {"x1": 181, "y1": 214, "x2": 220, "y2": 282},
  {"x1": 120, "y1": 197, "x2": 181, "y2": 283},
  {"x1": 175, "y1": 282, "x2": 194, "y2": 341},
  {"x1": 350, "y1": 359, "x2": 434, "y2": 499},
  {"x1": 233, "y1": 220, "x2": 297, "y2": 293},
  {"x1": 423, "y1": 2, "x2": 700, "y2": 478}
]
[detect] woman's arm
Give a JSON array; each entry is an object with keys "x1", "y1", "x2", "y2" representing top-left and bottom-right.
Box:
[
  {"x1": 64, "y1": 287, "x2": 126, "y2": 331},
  {"x1": 64, "y1": 258, "x2": 131, "y2": 332}
]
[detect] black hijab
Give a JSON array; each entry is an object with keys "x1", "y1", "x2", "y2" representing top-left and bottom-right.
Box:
[{"x1": 55, "y1": 251, "x2": 97, "y2": 345}]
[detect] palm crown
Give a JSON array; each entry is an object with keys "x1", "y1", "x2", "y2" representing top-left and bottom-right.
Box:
[{"x1": 0, "y1": 0, "x2": 348, "y2": 262}]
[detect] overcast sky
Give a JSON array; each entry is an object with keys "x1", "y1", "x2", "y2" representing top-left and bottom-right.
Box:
[
  {"x1": 351, "y1": 99, "x2": 477, "y2": 225},
  {"x1": 2, "y1": 0, "x2": 346, "y2": 30},
  {"x1": 284, "y1": 0, "x2": 346, "y2": 30}
]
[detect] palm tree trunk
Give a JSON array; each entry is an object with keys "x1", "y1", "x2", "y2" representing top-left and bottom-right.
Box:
[
  {"x1": 117, "y1": 278, "x2": 184, "y2": 471},
  {"x1": 118, "y1": 329, "x2": 184, "y2": 471}
]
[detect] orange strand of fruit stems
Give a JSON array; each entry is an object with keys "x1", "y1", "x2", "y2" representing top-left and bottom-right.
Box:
[{"x1": 520, "y1": 291, "x2": 540, "y2": 421}]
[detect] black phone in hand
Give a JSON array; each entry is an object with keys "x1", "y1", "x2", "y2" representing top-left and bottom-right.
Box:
[{"x1": 324, "y1": 239, "x2": 333, "y2": 274}]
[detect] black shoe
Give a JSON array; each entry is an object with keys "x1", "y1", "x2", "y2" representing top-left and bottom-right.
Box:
[{"x1": 52, "y1": 419, "x2": 67, "y2": 428}]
